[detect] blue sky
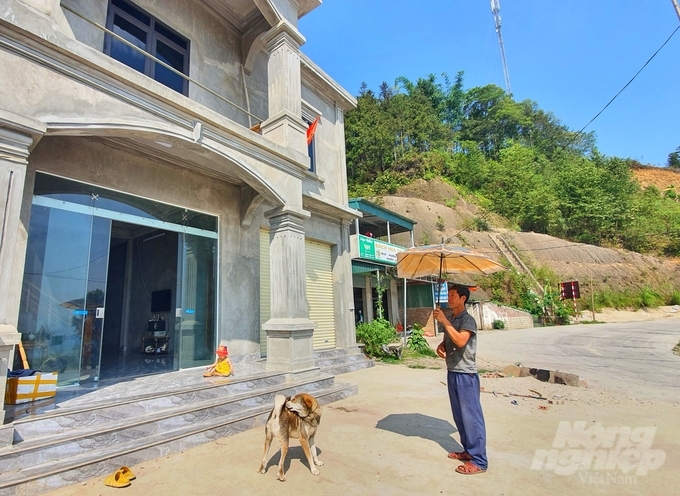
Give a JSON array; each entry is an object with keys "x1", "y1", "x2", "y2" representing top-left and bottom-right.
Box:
[{"x1": 300, "y1": 1, "x2": 680, "y2": 166}]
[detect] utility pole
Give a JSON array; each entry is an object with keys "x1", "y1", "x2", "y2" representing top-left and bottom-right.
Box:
[
  {"x1": 490, "y1": 0, "x2": 512, "y2": 95},
  {"x1": 672, "y1": 0, "x2": 680, "y2": 22}
]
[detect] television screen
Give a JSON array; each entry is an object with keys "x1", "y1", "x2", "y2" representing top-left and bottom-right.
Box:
[{"x1": 151, "y1": 289, "x2": 172, "y2": 312}]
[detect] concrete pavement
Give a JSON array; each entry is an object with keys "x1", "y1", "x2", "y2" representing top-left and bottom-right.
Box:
[{"x1": 47, "y1": 356, "x2": 680, "y2": 496}]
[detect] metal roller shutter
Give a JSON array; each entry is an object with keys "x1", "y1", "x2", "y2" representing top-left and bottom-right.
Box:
[
  {"x1": 259, "y1": 229, "x2": 270, "y2": 357},
  {"x1": 306, "y1": 240, "x2": 335, "y2": 350}
]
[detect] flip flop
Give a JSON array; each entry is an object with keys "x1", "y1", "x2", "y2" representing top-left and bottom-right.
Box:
[
  {"x1": 455, "y1": 461, "x2": 487, "y2": 475},
  {"x1": 447, "y1": 451, "x2": 472, "y2": 461},
  {"x1": 104, "y1": 470, "x2": 131, "y2": 488},
  {"x1": 119, "y1": 466, "x2": 136, "y2": 481}
]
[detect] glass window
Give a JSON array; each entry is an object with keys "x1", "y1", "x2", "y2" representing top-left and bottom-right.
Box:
[
  {"x1": 154, "y1": 39, "x2": 185, "y2": 93},
  {"x1": 34, "y1": 173, "x2": 218, "y2": 233},
  {"x1": 112, "y1": 0, "x2": 150, "y2": 25},
  {"x1": 105, "y1": 0, "x2": 189, "y2": 95},
  {"x1": 110, "y1": 14, "x2": 148, "y2": 74},
  {"x1": 155, "y1": 22, "x2": 188, "y2": 50},
  {"x1": 304, "y1": 116, "x2": 317, "y2": 172}
]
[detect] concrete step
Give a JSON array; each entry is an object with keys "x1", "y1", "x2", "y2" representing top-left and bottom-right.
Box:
[
  {"x1": 8, "y1": 370, "x2": 288, "y2": 442},
  {"x1": 313, "y1": 346, "x2": 374, "y2": 376},
  {"x1": 0, "y1": 377, "x2": 357, "y2": 495},
  {"x1": 318, "y1": 360, "x2": 374, "y2": 376},
  {"x1": 0, "y1": 375, "x2": 335, "y2": 472}
]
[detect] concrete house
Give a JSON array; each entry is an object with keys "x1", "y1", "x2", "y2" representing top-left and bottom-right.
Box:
[{"x1": 0, "y1": 0, "x2": 361, "y2": 445}]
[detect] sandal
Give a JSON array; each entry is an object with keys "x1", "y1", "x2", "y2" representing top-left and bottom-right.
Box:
[
  {"x1": 119, "y1": 466, "x2": 136, "y2": 481},
  {"x1": 447, "y1": 451, "x2": 472, "y2": 461},
  {"x1": 104, "y1": 470, "x2": 131, "y2": 488},
  {"x1": 455, "y1": 461, "x2": 487, "y2": 475}
]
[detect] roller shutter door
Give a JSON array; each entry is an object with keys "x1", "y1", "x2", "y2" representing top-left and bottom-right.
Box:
[
  {"x1": 259, "y1": 229, "x2": 270, "y2": 356},
  {"x1": 306, "y1": 240, "x2": 335, "y2": 350}
]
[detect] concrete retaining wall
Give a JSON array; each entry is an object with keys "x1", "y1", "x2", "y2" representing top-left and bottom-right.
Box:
[{"x1": 402, "y1": 301, "x2": 534, "y2": 335}]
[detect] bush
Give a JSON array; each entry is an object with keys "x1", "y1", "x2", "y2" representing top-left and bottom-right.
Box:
[
  {"x1": 669, "y1": 290, "x2": 680, "y2": 306},
  {"x1": 356, "y1": 318, "x2": 397, "y2": 357},
  {"x1": 638, "y1": 287, "x2": 663, "y2": 308},
  {"x1": 492, "y1": 319, "x2": 505, "y2": 329},
  {"x1": 406, "y1": 324, "x2": 436, "y2": 356}
]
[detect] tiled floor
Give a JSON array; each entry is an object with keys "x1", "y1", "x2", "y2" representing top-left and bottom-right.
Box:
[
  {"x1": 4, "y1": 353, "x2": 268, "y2": 424},
  {"x1": 99, "y1": 352, "x2": 176, "y2": 381}
]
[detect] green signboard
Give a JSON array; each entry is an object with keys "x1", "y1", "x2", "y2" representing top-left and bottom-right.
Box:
[{"x1": 357, "y1": 234, "x2": 404, "y2": 265}]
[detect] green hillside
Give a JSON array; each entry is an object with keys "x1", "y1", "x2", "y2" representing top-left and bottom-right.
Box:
[{"x1": 345, "y1": 73, "x2": 680, "y2": 257}]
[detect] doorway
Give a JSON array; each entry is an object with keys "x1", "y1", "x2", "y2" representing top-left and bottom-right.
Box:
[
  {"x1": 99, "y1": 223, "x2": 179, "y2": 381},
  {"x1": 17, "y1": 173, "x2": 218, "y2": 386}
]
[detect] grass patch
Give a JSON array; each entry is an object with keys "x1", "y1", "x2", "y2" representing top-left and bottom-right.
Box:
[
  {"x1": 674, "y1": 342, "x2": 680, "y2": 357},
  {"x1": 407, "y1": 364, "x2": 427, "y2": 369},
  {"x1": 379, "y1": 355, "x2": 402, "y2": 364},
  {"x1": 593, "y1": 287, "x2": 668, "y2": 310},
  {"x1": 579, "y1": 320, "x2": 604, "y2": 324}
]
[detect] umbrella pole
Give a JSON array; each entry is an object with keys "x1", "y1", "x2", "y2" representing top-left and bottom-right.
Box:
[
  {"x1": 437, "y1": 254, "x2": 444, "y2": 306},
  {"x1": 403, "y1": 278, "x2": 407, "y2": 348}
]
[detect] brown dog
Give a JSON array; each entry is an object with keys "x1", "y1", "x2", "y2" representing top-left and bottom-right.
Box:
[{"x1": 257, "y1": 393, "x2": 323, "y2": 481}]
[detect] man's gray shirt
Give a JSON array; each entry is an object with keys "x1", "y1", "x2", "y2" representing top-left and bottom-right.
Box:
[{"x1": 443, "y1": 309, "x2": 478, "y2": 373}]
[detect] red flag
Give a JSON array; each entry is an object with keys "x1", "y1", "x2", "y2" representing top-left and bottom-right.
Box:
[{"x1": 306, "y1": 116, "x2": 320, "y2": 145}]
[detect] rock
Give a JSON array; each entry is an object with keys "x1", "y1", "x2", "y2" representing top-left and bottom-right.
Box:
[
  {"x1": 552, "y1": 371, "x2": 580, "y2": 387},
  {"x1": 525, "y1": 367, "x2": 580, "y2": 387},
  {"x1": 519, "y1": 367, "x2": 532, "y2": 378},
  {"x1": 501, "y1": 365, "x2": 521, "y2": 377}
]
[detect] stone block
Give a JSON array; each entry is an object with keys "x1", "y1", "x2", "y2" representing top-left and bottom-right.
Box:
[
  {"x1": 526, "y1": 367, "x2": 580, "y2": 387},
  {"x1": 519, "y1": 366, "x2": 532, "y2": 377},
  {"x1": 501, "y1": 365, "x2": 521, "y2": 377},
  {"x1": 552, "y1": 371, "x2": 580, "y2": 387}
]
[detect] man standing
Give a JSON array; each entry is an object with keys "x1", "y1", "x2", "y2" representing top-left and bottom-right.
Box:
[{"x1": 432, "y1": 284, "x2": 488, "y2": 475}]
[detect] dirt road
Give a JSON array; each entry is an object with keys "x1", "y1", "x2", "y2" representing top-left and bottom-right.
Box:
[{"x1": 47, "y1": 359, "x2": 680, "y2": 495}]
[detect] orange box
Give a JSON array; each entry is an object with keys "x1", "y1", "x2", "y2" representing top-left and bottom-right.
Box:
[{"x1": 5, "y1": 372, "x2": 58, "y2": 405}]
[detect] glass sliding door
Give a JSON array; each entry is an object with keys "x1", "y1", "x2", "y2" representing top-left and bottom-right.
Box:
[
  {"x1": 177, "y1": 233, "x2": 217, "y2": 369},
  {"x1": 80, "y1": 217, "x2": 112, "y2": 383},
  {"x1": 18, "y1": 205, "x2": 110, "y2": 386}
]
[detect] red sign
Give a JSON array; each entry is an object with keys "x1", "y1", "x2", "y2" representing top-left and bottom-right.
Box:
[{"x1": 560, "y1": 281, "x2": 580, "y2": 299}]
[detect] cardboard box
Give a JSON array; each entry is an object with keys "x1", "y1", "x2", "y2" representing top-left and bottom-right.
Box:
[{"x1": 5, "y1": 372, "x2": 58, "y2": 405}]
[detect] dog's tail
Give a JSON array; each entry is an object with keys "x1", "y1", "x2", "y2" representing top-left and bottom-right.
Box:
[{"x1": 272, "y1": 394, "x2": 287, "y2": 419}]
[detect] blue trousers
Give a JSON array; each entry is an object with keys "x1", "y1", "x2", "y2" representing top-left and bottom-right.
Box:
[{"x1": 447, "y1": 371, "x2": 488, "y2": 470}]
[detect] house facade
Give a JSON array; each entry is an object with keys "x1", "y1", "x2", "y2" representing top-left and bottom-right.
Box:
[{"x1": 0, "y1": 0, "x2": 359, "y2": 445}]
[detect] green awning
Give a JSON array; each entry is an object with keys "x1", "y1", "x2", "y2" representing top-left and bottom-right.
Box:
[{"x1": 352, "y1": 260, "x2": 386, "y2": 274}]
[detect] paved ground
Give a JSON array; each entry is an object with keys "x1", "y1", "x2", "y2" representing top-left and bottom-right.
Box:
[
  {"x1": 474, "y1": 320, "x2": 680, "y2": 402},
  {"x1": 47, "y1": 321, "x2": 680, "y2": 496}
]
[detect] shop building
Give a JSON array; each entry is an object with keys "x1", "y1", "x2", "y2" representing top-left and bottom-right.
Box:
[
  {"x1": 348, "y1": 198, "x2": 415, "y2": 326},
  {"x1": 0, "y1": 0, "x2": 360, "y2": 443}
]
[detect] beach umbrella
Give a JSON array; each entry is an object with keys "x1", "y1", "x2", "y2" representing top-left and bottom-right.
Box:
[{"x1": 396, "y1": 244, "x2": 506, "y2": 281}]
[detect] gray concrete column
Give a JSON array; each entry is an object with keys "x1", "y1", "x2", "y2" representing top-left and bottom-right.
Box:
[
  {"x1": 259, "y1": 22, "x2": 308, "y2": 156},
  {"x1": 365, "y1": 276, "x2": 374, "y2": 322},
  {"x1": 0, "y1": 113, "x2": 45, "y2": 447},
  {"x1": 333, "y1": 223, "x2": 355, "y2": 348},
  {"x1": 262, "y1": 206, "x2": 316, "y2": 371},
  {"x1": 388, "y1": 278, "x2": 400, "y2": 325}
]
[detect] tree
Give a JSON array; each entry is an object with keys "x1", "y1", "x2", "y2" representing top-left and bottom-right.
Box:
[{"x1": 667, "y1": 146, "x2": 680, "y2": 169}]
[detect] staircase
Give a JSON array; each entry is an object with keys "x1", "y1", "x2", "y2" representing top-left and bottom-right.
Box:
[
  {"x1": 489, "y1": 232, "x2": 544, "y2": 295},
  {"x1": 314, "y1": 347, "x2": 374, "y2": 375},
  {"x1": 0, "y1": 349, "x2": 370, "y2": 495}
]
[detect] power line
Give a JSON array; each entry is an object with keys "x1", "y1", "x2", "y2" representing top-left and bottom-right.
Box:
[{"x1": 566, "y1": 25, "x2": 680, "y2": 149}]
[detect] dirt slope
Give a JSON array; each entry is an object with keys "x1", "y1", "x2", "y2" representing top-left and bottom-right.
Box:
[
  {"x1": 383, "y1": 178, "x2": 680, "y2": 294},
  {"x1": 632, "y1": 165, "x2": 680, "y2": 192}
]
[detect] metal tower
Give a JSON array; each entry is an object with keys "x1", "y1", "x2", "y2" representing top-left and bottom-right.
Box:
[{"x1": 490, "y1": 0, "x2": 512, "y2": 95}]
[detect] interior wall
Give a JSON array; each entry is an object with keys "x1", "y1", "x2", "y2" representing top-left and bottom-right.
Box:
[
  {"x1": 127, "y1": 230, "x2": 178, "y2": 354},
  {"x1": 102, "y1": 238, "x2": 127, "y2": 353}
]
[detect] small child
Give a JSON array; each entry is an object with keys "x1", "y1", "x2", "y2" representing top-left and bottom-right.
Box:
[{"x1": 203, "y1": 345, "x2": 233, "y2": 377}]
